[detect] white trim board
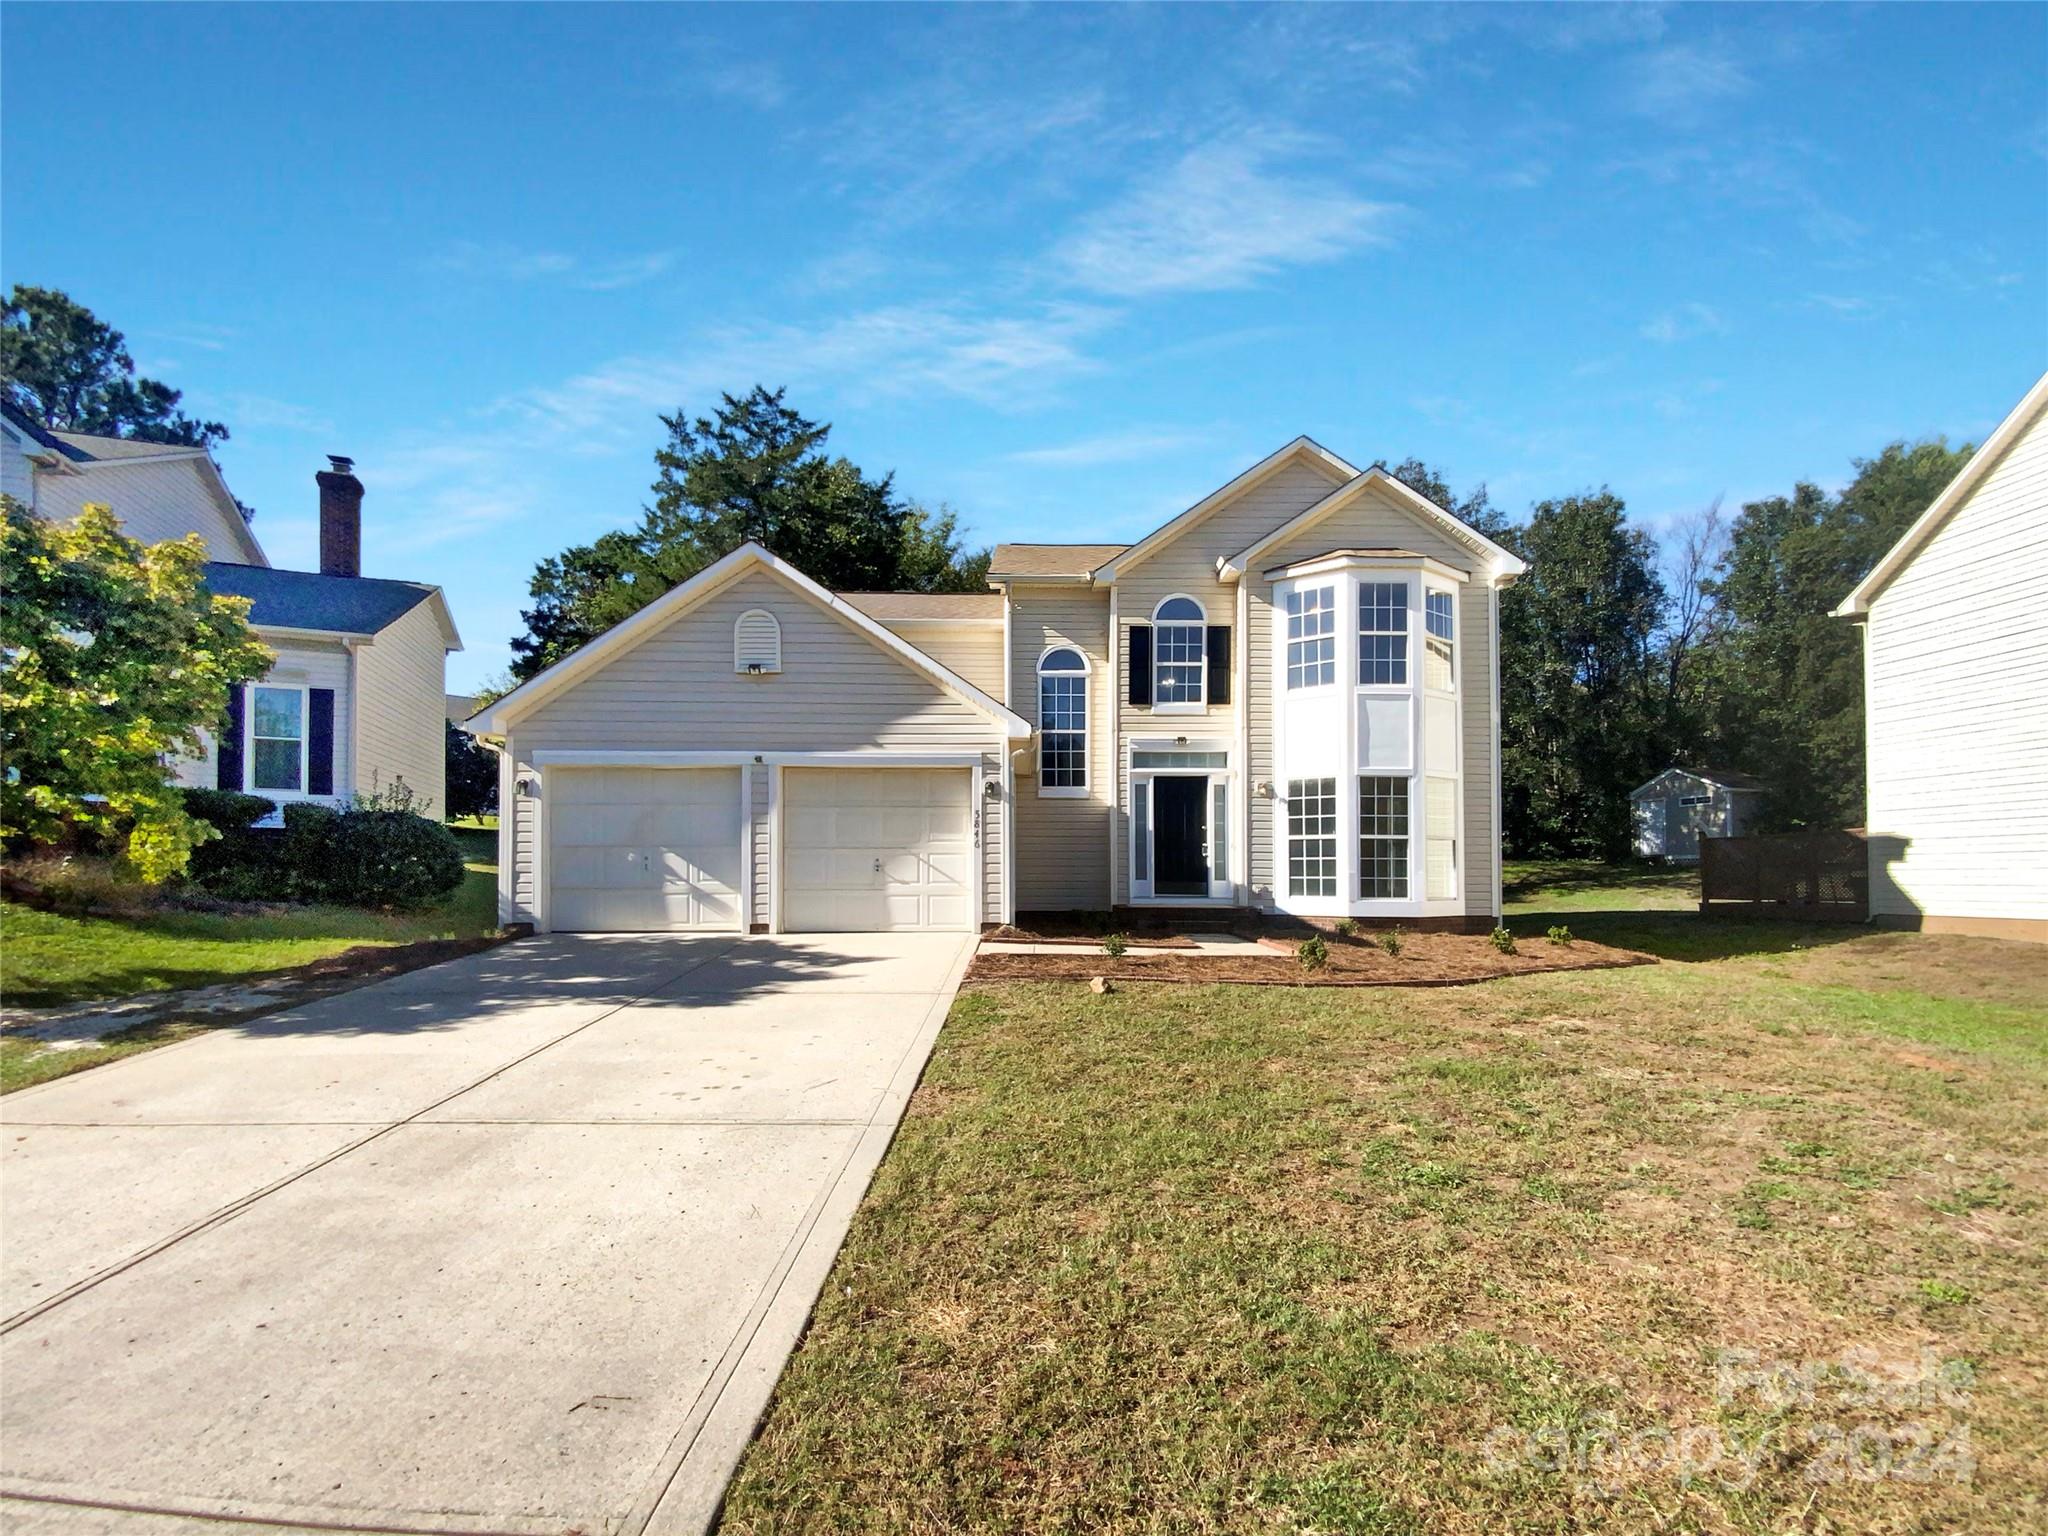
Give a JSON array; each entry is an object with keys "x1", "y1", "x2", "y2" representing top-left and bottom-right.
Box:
[{"x1": 1221, "y1": 468, "x2": 1526, "y2": 584}]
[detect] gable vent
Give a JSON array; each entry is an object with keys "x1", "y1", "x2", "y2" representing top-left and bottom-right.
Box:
[{"x1": 734, "y1": 609, "x2": 782, "y2": 674}]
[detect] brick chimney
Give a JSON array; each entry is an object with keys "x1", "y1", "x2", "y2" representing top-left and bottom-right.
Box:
[{"x1": 316, "y1": 455, "x2": 363, "y2": 578}]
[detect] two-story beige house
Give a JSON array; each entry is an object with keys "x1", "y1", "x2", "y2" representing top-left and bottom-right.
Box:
[{"x1": 473, "y1": 438, "x2": 1524, "y2": 933}]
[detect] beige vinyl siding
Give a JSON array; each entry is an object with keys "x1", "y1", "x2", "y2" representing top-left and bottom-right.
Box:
[
  {"x1": 172, "y1": 640, "x2": 354, "y2": 799},
  {"x1": 1864, "y1": 398, "x2": 2048, "y2": 924},
  {"x1": 750, "y1": 763, "x2": 772, "y2": 929},
  {"x1": 874, "y1": 623, "x2": 1005, "y2": 698},
  {"x1": 43, "y1": 457, "x2": 258, "y2": 563},
  {"x1": 1246, "y1": 479, "x2": 1501, "y2": 914},
  {"x1": 1114, "y1": 458, "x2": 1345, "y2": 903},
  {"x1": 502, "y1": 567, "x2": 1007, "y2": 928},
  {"x1": 2, "y1": 425, "x2": 33, "y2": 508},
  {"x1": 1009, "y1": 588, "x2": 1113, "y2": 910},
  {"x1": 353, "y1": 598, "x2": 451, "y2": 816}
]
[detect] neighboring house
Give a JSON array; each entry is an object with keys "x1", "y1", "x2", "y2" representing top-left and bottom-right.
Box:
[
  {"x1": 174, "y1": 459, "x2": 463, "y2": 819},
  {"x1": 1629, "y1": 768, "x2": 1766, "y2": 862},
  {"x1": 1834, "y1": 370, "x2": 2048, "y2": 943},
  {"x1": 2, "y1": 402, "x2": 268, "y2": 565},
  {"x1": 471, "y1": 437, "x2": 1525, "y2": 934},
  {"x1": 445, "y1": 693, "x2": 479, "y2": 724}
]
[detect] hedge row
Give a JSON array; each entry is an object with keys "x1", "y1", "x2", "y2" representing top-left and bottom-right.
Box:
[{"x1": 180, "y1": 789, "x2": 465, "y2": 910}]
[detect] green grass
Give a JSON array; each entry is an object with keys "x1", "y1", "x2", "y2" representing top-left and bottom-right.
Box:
[
  {"x1": 0, "y1": 828, "x2": 498, "y2": 1011},
  {"x1": 1503, "y1": 855, "x2": 1698, "y2": 914},
  {"x1": 722, "y1": 915, "x2": 2048, "y2": 1534}
]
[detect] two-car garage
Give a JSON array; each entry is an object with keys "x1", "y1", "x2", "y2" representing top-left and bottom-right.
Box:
[
  {"x1": 479, "y1": 544, "x2": 1028, "y2": 937},
  {"x1": 544, "y1": 763, "x2": 976, "y2": 934}
]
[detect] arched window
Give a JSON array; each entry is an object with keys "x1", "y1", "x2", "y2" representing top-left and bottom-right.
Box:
[
  {"x1": 1037, "y1": 645, "x2": 1089, "y2": 794},
  {"x1": 1151, "y1": 594, "x2": 1206, "y2": 706},
  {"x1": 733, "y1": 609, "x2": 781, "y2": 674}
]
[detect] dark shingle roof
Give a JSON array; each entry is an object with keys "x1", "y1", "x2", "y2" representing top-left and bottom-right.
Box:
[
  {"x1": 202, "y1": 562, "x2": 436, "y2": 636},
  {"x1": 1, "y1": 400, "x2": 92, "y2": 461}
]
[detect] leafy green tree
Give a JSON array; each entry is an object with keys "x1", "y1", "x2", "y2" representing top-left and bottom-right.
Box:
[
  {"x1": 2, "y1": 286, "x2": 229, "y2": 448},
  {"x1": 1387, "y1": 457, "x2": 1515, "y2": 541},
  {"x1": 0, "y1": 498, "x2": 271, "y2": 880},
  {"x1": 510, "y1": 386, "x2": 990, "y2": 678},
  {"x1": 1501, "y1": 491, "x2": 1666, "y2": 857},
  {"x1": 1705, "y1": 438, "x2": 1972, "y2": 827},
  {"x1": 444, "y1": 720, "x2": 499, "y2": 821}
]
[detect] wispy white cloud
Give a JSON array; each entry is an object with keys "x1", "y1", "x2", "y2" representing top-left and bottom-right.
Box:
[
  {"x1": 430, "y1": 241, "x2": 675, "y2": 291},
  {"x1": 143, "y1": 323, "x2": 237, "y2": 353},
  {"x1": 1052, "y1": 135, "x2": 1399, "y2": 297},
  {"x1": 1623, "y1": 43, "x2": 1752, "y2": 122},
  {"x1": 700, "y1": 58, "x2": 787, "y2": 111},
  {"x1": 1640, "y1": 302, "x2": 1727, "y2": 343},
  {"x1": 221, "y1": 394, "x2": 333, "y2": 435},
  {"x1": 1005, "y1": 428, "x2": 1201, "y2": 468}
]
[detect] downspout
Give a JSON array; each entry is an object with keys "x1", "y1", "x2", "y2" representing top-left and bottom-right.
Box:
[
  {"x1": 1490, "y1": 580, "x2": 1505, "y2": 921},
  {"x1": 1235, "y1": 577, "x2": 1251, "y2": 908}
]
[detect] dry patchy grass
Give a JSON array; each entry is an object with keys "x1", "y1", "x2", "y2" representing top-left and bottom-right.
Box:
[{"x1": 722, "y1": 927, "x2": 2047, "y2": 1535}]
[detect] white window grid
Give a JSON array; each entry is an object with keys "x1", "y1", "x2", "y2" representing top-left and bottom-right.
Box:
[
  {"x1": 1285, "y1": 585, "x2": 1336, "y2": 690},
  {"x1": 1358, "y1": 582, "x2": 1409, "y2": 686},
  {"x1": 1359, "y1": 775, "x2": 1410, "y2": 899},
  {"x1": 1286, "y1": 777, "x2": 1338, "y2": 897}
]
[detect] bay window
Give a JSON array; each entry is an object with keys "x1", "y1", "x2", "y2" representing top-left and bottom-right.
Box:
[
  {"x1": 1286, "y1": 777, "x2": 1337, "y2": 897},
  {"x1": 1285, "y1": 585, "x2": 1336, "y2": 689},
  {"x1": 1358, "y1": 582, "x2": 1409, "y2": 685}
]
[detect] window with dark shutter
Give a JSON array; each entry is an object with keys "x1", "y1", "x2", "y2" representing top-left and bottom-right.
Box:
[
  {"x1": 216, "y1": 686, "x2": 246, "y2": 791},
  {"x1": 1128, "y1": 625, "x2": 1153, "y2": 706},
  {"x1": 307, "y1": 689, "x2": 336, "y2": 796},
  {"x1": 1206, "y1": 625, "x2": 1232, "y2": 705}
]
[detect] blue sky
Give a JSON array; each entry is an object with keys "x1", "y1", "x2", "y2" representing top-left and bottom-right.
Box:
[{"x1": 5, "y1": 3, "x2": 2044, "y2": 691}]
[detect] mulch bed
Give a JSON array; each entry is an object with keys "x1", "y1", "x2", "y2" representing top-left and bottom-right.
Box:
[
  {"x1": 967, "y1": 929, "x2": 1654, "y2": 987},
  {"x1": 984, "y1": 922, "x2": 1198, "y2": 949}
]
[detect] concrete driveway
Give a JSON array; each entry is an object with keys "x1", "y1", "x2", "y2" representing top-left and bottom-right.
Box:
[{"x1": 0, "y1": 931, "x2": 973, "y2": 1535}]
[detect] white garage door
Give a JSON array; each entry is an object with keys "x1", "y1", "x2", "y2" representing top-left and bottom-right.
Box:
[
  {"x1": 782, "y1": 767, "x2": 973, "y2": 932},
  {"x1": 547, "y1": 767, "x2": 743, "y2": 932}
]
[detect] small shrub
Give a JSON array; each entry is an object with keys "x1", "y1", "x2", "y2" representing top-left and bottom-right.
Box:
[
  {"x1": 1380, "y1": 926, "x2": 1404, "y2": 957},
  {"x1": 178, "y1": 788, "x2": 277, "y2": 834},
  {"x1": 1297, "y1": 934, "x2": 1329, "y2": 972},
  {"x1": 1333, "y1": 917, "x2": 1358, "y2": 939},
  {"x1": 313, "y1": 807, "x2": 465, "y2": 909},
  {"x1": 1102, "y1": 932, "x2": 1128, "y2": 959},
  {"x1": 1546, "y1": 924, "x2": 1573, "y2": 946},
  {"x1": 1489, "y1": 925, "x2": 1517, "y2": 955},
  {"x1": 181, "y1": 788, "x2": 284, "y2": 894}
]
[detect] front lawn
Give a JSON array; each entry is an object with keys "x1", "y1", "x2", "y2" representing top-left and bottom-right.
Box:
[
  {"x1": 0, "y1": 827, "x2": 498, "y2": 1011},
  {"x1": 1505, "y1": 855, "x2": 1698, "y2": 913},
  {"x1": 724, "y1": 912, "x2": 2047, "y2": 1531}
]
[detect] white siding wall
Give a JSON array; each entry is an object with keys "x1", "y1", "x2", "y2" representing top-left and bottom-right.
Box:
[
  {"x1": 37, "y1": 458, "x2": 257, "y2": 563},
  {"x1": 1864, "y1": 400, "x2": 2048, "y2": 924},
  {"x1": 501, "y1": 568, "x2": 1007, "y2": 928},
  {"x1": 170, "y1": 639, "x2": 355, "y2": 802},
  {"x1": 353, "y1": 598, "x2": 451, "y2": 816},
  {"x1": 749, "y1": 763, "x2": 772, "y2": 929},
  {"x1": 2, "y1": 425, "x2": 34, "y2": 508},
  {"x1": 1009, "y1": 588, "x2": 1114, "y2": 911}
]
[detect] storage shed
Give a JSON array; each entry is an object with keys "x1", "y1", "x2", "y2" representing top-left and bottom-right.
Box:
[{"x1": 1630, "y1": 768, "x2": 1766, "y2": 862}]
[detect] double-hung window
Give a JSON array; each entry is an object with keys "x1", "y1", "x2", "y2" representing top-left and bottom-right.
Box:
[
  {"x1": 1286, "y1": 777, "x2": 1338, "y2": 897},
  {"x1": 1037, "y1": 647, "x2": 1089, "y2": 793},
  {"x1": 1359, "y1": 776, "x2": 1410, "y2": 899},
  {"x1": 1153, "y1": 595, "x2": 1206, "y2": 706},
  {"x1": 1285, "y1": 585, "x2": 1336, "y2": 689},
  {"x1": 1424, "y1": 591, "x2": 1455, "y2": 692},
  {"x1": 250, "y1": 686, "x2": 307, "y2": 794},
  {"x1": 1358, "y1": 582, "x2": 1409, "y2": 685}
]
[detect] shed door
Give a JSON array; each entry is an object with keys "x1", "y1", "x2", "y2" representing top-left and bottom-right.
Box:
[
  {"x1": 781, "y1": 767, "x2": 973, "y2": 931},
  {"x1": 547, "y1": 767, "x2": 743, "y2": 932}
]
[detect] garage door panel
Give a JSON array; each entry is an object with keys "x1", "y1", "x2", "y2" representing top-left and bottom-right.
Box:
[
  {"x1": 781, "y1": 767, "x2": 975, "y2": 932},
  {"x1": 547, "y1": 768, "x2": 742, "y2": 933}
]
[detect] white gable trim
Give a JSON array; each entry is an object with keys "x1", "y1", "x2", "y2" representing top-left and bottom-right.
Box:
[
  {"x1": 1091, "y1": 436, "x2": 1358, "y2": 583},
  {"x1": 476, "y1": 541, "x2": 1030, "y2": 738},
  {"x1": 1220, "y1": 468, "x2": 1527, "y2": 585},
  {"x1": 1833, "y1": 369, "x2": 2048, "y2": 618}
]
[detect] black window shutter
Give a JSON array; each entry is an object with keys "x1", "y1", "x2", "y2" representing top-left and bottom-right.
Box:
[
  {"x1": 307, "y1": 689, "x2": 336, "y2": 796},
  {"x1": 217, "y1": 686, "x2": 246, "y2": 791},
  {"x1": 1128, "y1": 625, "x2": 1153, "y2": 706},
  {"x1": 1206, "y1": 625, "x2": 1232, "y2": 705}
]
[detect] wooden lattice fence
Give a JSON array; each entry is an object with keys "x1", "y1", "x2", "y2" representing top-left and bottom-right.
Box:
[{"x1": 1699, "y1": 829, "x2": 1869, "y2": 921}]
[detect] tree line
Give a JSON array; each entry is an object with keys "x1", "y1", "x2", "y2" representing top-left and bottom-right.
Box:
[{"x1": 503, "y1": 388, "x2": 1969, "y2": 858}]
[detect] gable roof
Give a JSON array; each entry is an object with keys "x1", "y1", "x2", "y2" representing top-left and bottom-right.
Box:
[
  {"x1": 1221, "y1": 467, "x2": 1526, "y2": 585},
  {"x1": 1092, "y1": 437, "x2": 1359, "y2": 583},
  {"x1": 203, "y1": 562, "x2": 460, "y2": 648},
  {"x1": 838, "y1": 591, "x2": 1004, "y2": 623},
  {"x1": 986, "y1": 543, "x2": 1128, "y2": 582},
  {"x1": 1833, "y1": 369, "x2": 2048, "y2": 618},
  {"x1": 1630, "y1": 766, "x2": 1767, "y2": 797},
  {"x1": 475, "y1": 541, "x2": 1031, "y2": 738}
]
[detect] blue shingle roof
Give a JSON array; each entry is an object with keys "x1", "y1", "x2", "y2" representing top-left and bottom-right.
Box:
[{"x1": 202, "y1": 562, "x2": 436, "y2": 636}]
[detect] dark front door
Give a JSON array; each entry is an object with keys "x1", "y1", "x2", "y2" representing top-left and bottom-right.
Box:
[{"x1": 1153, "y1": 776, "x2": 1209, "y2": 897}]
